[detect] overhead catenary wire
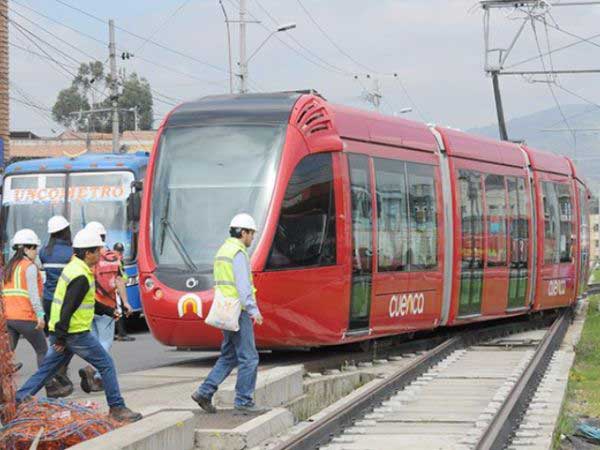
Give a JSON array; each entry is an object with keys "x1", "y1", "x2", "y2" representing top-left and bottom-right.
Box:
[{"x1": 133, "y1": 0, "x2": 192, "y2": 55}]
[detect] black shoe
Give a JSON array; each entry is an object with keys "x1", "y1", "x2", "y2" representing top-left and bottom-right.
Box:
[
  {"x1": 79, "y1": 367, "x2": 96, "y2": 394},
  {"x1": 46, "y1": 379, "x2": 73, "y2": 398},
  {"x1": 115, "y1": 335, "x2": 136, "y2": 342},
  {"x1": 233, "y1": 404, "x2": 270, "y2": 415},
  {"x1": 191, "y1": 392, "x2": 217, "y2": 414},
  {"x1": 109, "y1": 406, "x2": 143, "y2": 422},
  {"x1": 12, "y1": 362, "x2": 23, "y2": 373},
  {"x1": 55, "y1": 373, "x2": 73, "y2": 390}
]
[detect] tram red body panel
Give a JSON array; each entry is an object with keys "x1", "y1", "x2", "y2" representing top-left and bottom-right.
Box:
[{"x1": 138, "y1": 92, "x2": 589, "y2": 349}]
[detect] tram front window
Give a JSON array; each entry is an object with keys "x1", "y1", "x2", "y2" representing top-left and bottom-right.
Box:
[{"x1": 151, "y1": 125, "x2": 285, "y2": 271}]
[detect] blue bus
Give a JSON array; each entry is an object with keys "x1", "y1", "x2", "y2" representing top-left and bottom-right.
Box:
[{"x1": 0, "y1": 152, "x2": 148, "y2": 313}]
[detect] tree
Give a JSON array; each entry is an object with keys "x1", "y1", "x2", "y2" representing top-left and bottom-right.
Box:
[{"x1": 52, "y1": 61, "x2": 154, "y2": 132}]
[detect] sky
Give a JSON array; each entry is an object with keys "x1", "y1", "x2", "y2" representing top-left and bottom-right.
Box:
[{"x1": 7, "y1": 0, "x2": 600, "y2": 137}]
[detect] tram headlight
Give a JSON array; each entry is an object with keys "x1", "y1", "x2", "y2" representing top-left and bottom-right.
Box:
[
  {"x1": 144, "y1": 277, "x2": 155, "y2": 291},
  {"x1": 154, "y1": 289, "x2": 164, "y2": 300}
]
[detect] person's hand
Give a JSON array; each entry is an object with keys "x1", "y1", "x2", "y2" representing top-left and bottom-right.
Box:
[
  {"x1": 113, "y1": 310, "x2": 122, "y2": 320},
  {"x1": 252, "y1": 313, "x2": 263, "y2": 325},
  {"x1": 35, "y1": 317, "x2": 45, "y2": 331},
  {"x1": 123, "y1": 302, "x2": 133, "y2": 318},
  {"x1": 53, "y1": 343, "x2": 65, "y2": 353}
]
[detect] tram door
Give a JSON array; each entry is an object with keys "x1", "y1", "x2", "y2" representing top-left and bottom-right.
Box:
[
  {"x1": 507, "y1": 177, "x2": 530, "y2": 309},
  {"x1": 458, "y1": 171, "x2": 484, "y2": 316},
  {"x1": 348, "y1": 154, "x2": 373, "y2": 331}
]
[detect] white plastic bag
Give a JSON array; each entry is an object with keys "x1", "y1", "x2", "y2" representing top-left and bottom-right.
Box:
[{"x1": 205, "y1": 288, "x2": 241, "y2": 332}]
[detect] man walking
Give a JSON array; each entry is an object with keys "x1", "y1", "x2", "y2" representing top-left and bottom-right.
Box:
[
  {"x1": 15, "y1": 228, "x2": 142, "y2": 422},
  {"x1": 191, "y1": 213, "x2": 265, "y2": 414},
  {"x1": 78, "y1": 222, "x2": 131, "y2": 393}
]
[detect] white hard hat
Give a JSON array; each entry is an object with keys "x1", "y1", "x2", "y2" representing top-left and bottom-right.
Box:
[
  {"x1": 73, "y1": 228, "x2": 104, "y2": 249},
  {"x1": 48, "y1": 215, "x2": 70, "y2": 234},
  {"x1": 85, "y1": 221, "x2": 107, "y2": 236},
  {"x1": 229, "y1": 213, "x2": 257, "y2": 231},
  {"x1": 12, "y1": 229, "x2": 41, "y2": 247}
]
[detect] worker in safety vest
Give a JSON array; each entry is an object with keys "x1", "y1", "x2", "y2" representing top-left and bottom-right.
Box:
[
  {"x1": 2, "y1": 229, "x2": 71, "y2": 398},
  {"x1": 191, "y1": 213, "x2": 265, "y2": 414},
  {"x1": 39, "y1": 215, "x2": 74, "y2": 390},
  {"x1": 78, "y1": 221, "x2": 132, "y2": 394},
  {"x1": 15, "y1": 228, "x2": 142, "y2": 422}
]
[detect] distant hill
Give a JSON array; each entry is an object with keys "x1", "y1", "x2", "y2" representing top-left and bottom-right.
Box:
[{"x1": 468, "y1": 104, "x2": 600, "y2": 190}]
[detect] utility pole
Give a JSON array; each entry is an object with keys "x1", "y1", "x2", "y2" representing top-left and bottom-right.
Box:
[
  {"x1": 491, "y1": 71, "x2": 508, "y2": 140},
  {"x1": 238, "y1": 0, "x2": 248, "y2": 94},
  {"x1": 109, "y1": 19, "x2": 119, "y2": 153}
]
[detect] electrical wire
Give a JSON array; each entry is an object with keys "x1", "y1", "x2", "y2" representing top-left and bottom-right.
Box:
[{"x1": 133, "y1": 0, "x2": 192, "y2": 55}]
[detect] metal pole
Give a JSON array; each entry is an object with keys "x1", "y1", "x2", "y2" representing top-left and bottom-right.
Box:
[
  {"x1": 239, "y1": 0, "x2": 247, "y2": 94},
  {"x1": 133, "y1": 106, "x2": 139, "y2": 131},
  {"x1": 109, "y1": 19, "x2": 120, "y2": 153},
  {"x1": 491, "y1": 71, "x2": 508, "y2": 141},
  {"x1": 218, "y1": 0, "x2": 234, "y2": 94}
]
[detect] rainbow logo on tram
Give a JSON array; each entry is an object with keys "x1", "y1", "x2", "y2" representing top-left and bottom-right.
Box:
[{"x1": 177, "y1": 294, "x2": 203, "y2": 318}]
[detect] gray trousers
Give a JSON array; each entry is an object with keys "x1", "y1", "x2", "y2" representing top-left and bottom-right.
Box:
[{"x1": 7, "y1": 319, "x2": 48, "y2": 368}]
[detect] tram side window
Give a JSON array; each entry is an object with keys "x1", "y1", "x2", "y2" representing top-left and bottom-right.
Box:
[
  {"x1": 556, "y1": 183, "x2": 573, "y2": 263},
  {"x1": 484, "y1": 174, "x2": 507, "y2": 267},
  {"x1": 459, "y1": 171, "x2": 484, "y2": 267},
  {"x1": 407, "y1": 163, "x2": 437, "y2": 269},
  {"x1": 375, "y1": 158, "x2": 408, "y2": 272},
  {"x1": 266, "y1": 153, "x2": 336, "y2": 270},
  {"x1": 542, "y1": 181, "x2": 560, "y2": 264}
]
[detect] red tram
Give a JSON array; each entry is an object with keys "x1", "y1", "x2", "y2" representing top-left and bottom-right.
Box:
[{"x1": 138, "y1": 92, "x2": 590, "y2": 349}]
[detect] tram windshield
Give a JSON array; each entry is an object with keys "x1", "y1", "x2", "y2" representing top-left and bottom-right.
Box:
[
  {"x1": 1, "y1": 171, "x2": 134, "y2": 261},
  {"x1": 151, "y1": 124, "x2": 285, "y2": 271}
]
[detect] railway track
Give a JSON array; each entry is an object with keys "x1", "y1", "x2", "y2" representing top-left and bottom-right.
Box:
[{"x1": 271, "y1": 308, "x2": 572, "y2": 450}]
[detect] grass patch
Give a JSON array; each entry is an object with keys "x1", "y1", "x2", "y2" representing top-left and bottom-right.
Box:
[
  {"x1": 589, "y1": 267, "x2": 600, "y2": 285},
  {"x1": 554, "y1": 295, "x2": 600, "y2": 447}
]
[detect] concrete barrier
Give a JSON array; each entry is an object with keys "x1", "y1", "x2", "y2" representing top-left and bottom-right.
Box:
[
  {"x1": 70, "y1": 411, "x2": 198, "y2": 450},
  {"x1": 215, "y1": 365, "x2": 303, "y2": 408},
  {"x1": 195, "y1": 408, "x2": 294, "y2": 450}
]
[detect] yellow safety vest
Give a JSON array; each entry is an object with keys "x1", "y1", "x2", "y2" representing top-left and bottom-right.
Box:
[
  {"x1": 49, "y1": 256, "x2": 96, "y2": 334},
  {"x1": 213, "y1": 238, "x2": 257, "y2": 302}
]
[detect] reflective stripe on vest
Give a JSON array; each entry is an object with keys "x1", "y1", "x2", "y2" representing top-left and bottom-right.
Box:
[
  {"x1": 1, "y1": 259, "x2": 43, "y2": 321},
  {"x1": 213, "y1": 238, "x2": 257, "y2": 303},
  {"x1": 49, "y1": 257, "x2": 96, "y2": 334}
]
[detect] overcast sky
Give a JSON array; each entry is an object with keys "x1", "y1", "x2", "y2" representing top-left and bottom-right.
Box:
[{"x1": 8, "y1": 0, "x2": 600, "y2": 137}]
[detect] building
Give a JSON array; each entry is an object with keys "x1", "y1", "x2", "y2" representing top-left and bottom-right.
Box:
[
  {"x1": 9, "y1": 130, "x2": 156, "y2": 162},
  {"x1": 0, "y1": 0, "x2": 9, "y2": 163},
  {"x1": 591, "y1": 214, "x2": 600, "y2": 265}
]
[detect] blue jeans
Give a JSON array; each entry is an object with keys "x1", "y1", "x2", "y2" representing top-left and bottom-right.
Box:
[
  {"x1": 16, "y1": 332, "x2": 125, "y2": 408},
  {"x1": 196, "y1": 311, "x2": 259, "y2": 407},
  {"x1": 91, "y1": 314, "x2": 115, "y2": 380}
]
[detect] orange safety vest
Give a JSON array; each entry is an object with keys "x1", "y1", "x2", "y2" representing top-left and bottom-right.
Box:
[
  {"x1": 2, "y1": 259, "x2": 43, "y2": 322},
  {"x1": 94, "y1": 248, "x2": 122, "y2": 309}
]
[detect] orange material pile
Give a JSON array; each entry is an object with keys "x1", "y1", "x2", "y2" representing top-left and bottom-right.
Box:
[
  {"x1": 0, "y1": 280, "x2": 121, "y2": 449},
  {"x1": 0, "y1": 398, "x2": 121, "y2": 450}
]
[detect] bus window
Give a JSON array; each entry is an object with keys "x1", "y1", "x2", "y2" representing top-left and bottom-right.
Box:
[
  {"x1": 266, "y1": 153, "x2": 336, "y2": 270},
  {"x1": 407, "y1": 163, "x2": 437, "y2": 270},
  {"x1": 374, "y1": 158, "x2": 408, "y2": 272},
  {"x1": 484, "y1": 174, "x2": 507, "y2": 267}
]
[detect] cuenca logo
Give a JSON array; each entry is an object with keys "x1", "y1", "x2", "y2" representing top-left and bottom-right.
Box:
[
  {"x1": 389, "y1": 292, "x2": 425, "y2": 318},
  {"x1": 547, "y1": 279, "x2": 566, "y2": 297}
]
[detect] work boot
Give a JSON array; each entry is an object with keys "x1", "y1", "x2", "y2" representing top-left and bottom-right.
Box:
[
  {"x1": 78, "y1": 366, "x2": 96, "y2": 394},
  {"x1": 191, "y1": 391, "x2": 217, "y2": 414},
  {"x1": 56, "y1": 365, "x2": 73, "y2": 389},
  {"x1": 234, "y1": 404, "x2": 270, "y2": 415},
  {"x1": 109, "y1": 406, "x2": 143, "y2": 423},
  {"x1": 45, "y1": 378, "x2": 73, "y2": 398},
  {"x1": 115, "y1": 335, "x2": 136, "y2": 342}
]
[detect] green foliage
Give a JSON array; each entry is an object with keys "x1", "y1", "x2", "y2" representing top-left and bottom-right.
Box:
[{"x1": 52, "y1": 61, "x2": 154, "y2": 132}]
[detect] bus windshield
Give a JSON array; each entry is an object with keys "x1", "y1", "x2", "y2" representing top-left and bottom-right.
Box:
[
  {"x1": 151, "y1": 124, "x2": 285, "y2": 271},
  {"x1": 2, "y1": 171, "x2": 135, "y2": 260}
]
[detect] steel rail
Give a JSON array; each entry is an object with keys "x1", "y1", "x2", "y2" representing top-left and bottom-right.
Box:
[
  {"x1": 475, "y1": 309, "x2": 572, "y2": 450},
  {"x1": 273, "y1": 315, "x2": 555, "y2": 450}
]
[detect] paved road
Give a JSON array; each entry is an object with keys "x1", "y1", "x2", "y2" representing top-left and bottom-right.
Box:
[{"x1": 10, "y1": 321, "x2": 218, "y2": 387}]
